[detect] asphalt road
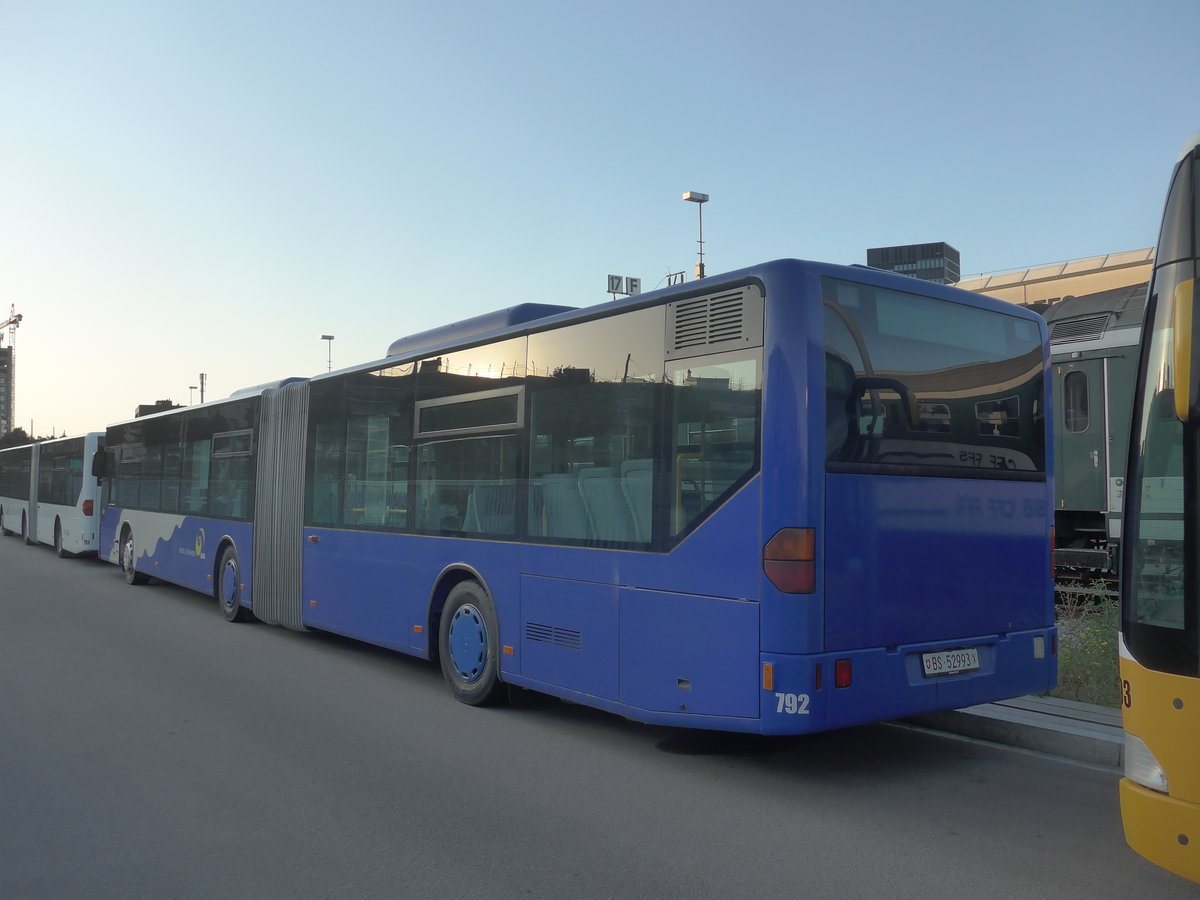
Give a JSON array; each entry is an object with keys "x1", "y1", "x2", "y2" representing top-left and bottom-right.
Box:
[{"x1": 0, "y1": 536, "x2": 1193, "y2": 899}]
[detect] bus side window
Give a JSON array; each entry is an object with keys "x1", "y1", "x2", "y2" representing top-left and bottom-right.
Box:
[{"x1": 670, "y1": 355, "x2": 762, "y2": 536}]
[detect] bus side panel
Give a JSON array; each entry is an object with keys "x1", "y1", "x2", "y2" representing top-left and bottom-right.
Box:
[
  {"x1": 0, "y1": 498, "x2": 29, "y2": 537},
  {"x1": 518, "y1": 482, "x2": 764, "y2": 602},
  {"x1": 101, "y1": 508, "x2": 253, "y2": 598},
  {"x1": 36, "y1": 505, "x2": 53, "y2": 547},
  {"x1": 619, "y1": 588, "x2": 759, "y2": 718},
  {"x1": 303, "y1": 529, "x2": 425, "y2": 651},
  {"x1": 99, "y1": 505, "x2": 124, "y2": 566},
  {"x1": 35, "y1": 502, "x2": 100, "y2": 554},
  {"x1": 301, "y1": 530, "x2": 526, "y2": 662},
  {"x1": 99, "y1": 506, "x2": 116, "y2": 563},
  {"x1": 824, "y1": 474, "x2": 1053, "y2": 651},
  {"x1": 520, "y1": 575, "x2": 618, "y2": 701},
  {"x1": 296, "y1": 481, "x2": 766, "y2": 700}
]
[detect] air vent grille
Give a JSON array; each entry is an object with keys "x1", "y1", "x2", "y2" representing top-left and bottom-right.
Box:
[
  {"x1": 1053, "y1": 547, "x2": 1110, "y2": 570},
  {"x1": 666, "y1": 285, "x2": 764, "y2": 360},
  {"x1": 1049, "y1": 314, "x2": 1109, "y2": 344},
  {"x1": 525, "y1": 622, "x2": 583, "y2": 650}
]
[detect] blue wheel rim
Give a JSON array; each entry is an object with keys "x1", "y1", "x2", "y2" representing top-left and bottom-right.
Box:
[
  {"x1": 221, "y1": 560, "x2": 238, "y2": 610},
  {"x1": 447, "y1": 603, "x2": 488, "y2": 683}
]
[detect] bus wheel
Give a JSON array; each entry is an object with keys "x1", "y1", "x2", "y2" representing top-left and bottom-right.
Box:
[
  {"x1": 0, "y1": 506, "x2": 9, "y2": 536},
  {"x1": 54, "y1": 520, "x2": 71, "y2": 558},
  {"x1": 217, "y1": 546, "x2": 248, "y2": 623},
  {"x1": 438, "y1": 580, "x2": 505, "y2": 707},
  {"x1": 121, "y1": 528, "x2": 149, "y2": 585}
]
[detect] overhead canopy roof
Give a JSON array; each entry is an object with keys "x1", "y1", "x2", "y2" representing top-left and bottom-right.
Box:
[{"x1": 957, "y1": 248, "x2": 1154, "y2": 305}]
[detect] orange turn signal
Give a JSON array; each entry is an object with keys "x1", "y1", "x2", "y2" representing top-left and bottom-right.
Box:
[{"x1": 763, "y1": 528, "x2": 816, "y2": 593}]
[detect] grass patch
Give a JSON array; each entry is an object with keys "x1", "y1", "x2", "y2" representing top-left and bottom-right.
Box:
[{"x1": 1050, "y1": 581, "x2": 1120, "y2": 707}]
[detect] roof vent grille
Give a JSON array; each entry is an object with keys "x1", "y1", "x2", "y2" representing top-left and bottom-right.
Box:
[
  {"x1": 666, "y1": 285, "x2": 763, "y2": 359},
  {"x1": 1050, "y1": 314, "x2": 1109, "y2": 344}
]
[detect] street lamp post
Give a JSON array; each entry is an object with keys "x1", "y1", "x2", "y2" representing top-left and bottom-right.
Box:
[
  {"x1": 321, "y1": 334, "x2": 335, "y2": 372},
  {"x1": 683, "y1": 191, "x2": 709, "y2": 280}
]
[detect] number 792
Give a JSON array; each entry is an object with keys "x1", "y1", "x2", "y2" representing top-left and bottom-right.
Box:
[{"x1": 775, "y1": 692, "x2": 810, "y2": 715}]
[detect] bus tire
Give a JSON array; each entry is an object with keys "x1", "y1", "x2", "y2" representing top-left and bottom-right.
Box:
[
  {"x1": 0, "y1": 506, "x2": 10, "y2": 536},
  {"x1": 54, "y1": 520, "x2": 72, "y2": 558},
  {"x1": 217, "y1": 546, "x2": 249, "y2": 623},
  {"x1": 438, "y1": 580, "x2": 506, "y2": 707},
  {"x1": 121, "y1": 527, "x2": 149, "y2": 585}
]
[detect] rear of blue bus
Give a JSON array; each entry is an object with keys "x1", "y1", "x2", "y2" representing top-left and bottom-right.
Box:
[{"x1": 756, "y1": 262, "x2": 1056, "y2": 734}]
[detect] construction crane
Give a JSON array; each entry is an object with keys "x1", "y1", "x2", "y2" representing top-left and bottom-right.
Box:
[
  {"x1": 1, "y1": 304, "x2": 21, "y2": 435},
  {"x1": 0, "y1": 304, "x2": 21, "y2": 347}
]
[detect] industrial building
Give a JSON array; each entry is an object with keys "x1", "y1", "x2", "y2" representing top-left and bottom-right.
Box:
[{"x1": 0, "y1": 345, "x2": 12, "y2": 435}]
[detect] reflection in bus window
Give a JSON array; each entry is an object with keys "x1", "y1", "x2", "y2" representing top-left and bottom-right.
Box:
[
  {"x1": 526, "y1": 309, "x2": 664, "y2": 546},
  {"x1": 306, "y1": 363, "x2": 415, "y2": 530},
  {"x1": 670, "y1": 355, "x2": 761, "y2": 536},
  {"x1": 823, "y1": 278, "x2": 1045, "y2": 475},
  {"x1": 415, "y1": 435, "x2": 517, "y2": 535}
]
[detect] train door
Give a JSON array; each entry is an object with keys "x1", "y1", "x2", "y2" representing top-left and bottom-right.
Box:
[{"x1": 1055, "y1": 358, "x2": 1108, "y2": 513}]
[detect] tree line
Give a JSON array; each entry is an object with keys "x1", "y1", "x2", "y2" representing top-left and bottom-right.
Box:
[{"x1": 0, "y1": 428, "x2": 55, "y2": 449}]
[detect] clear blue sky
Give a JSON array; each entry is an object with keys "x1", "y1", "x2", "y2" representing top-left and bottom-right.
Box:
[{"x1": 2, "y1": 0, "x2": 1196, "y2": 436}]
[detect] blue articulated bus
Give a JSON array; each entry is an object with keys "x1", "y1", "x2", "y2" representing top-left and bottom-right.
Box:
[
  {"x1": 99, "y1": 259, "x2": 1056, "y2": 734},
  {"x1": 98, "y1": 384, "x2": 297, "y2": 602}
]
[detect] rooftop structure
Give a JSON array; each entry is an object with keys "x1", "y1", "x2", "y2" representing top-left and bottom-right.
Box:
[{"x1": 957, "y1": 248, "x2": 1154, "y2": 306}]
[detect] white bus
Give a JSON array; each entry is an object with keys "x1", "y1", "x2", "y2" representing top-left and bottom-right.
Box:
[{"x1": 0, "y1": 433, "x2": 104, "y2": 556}]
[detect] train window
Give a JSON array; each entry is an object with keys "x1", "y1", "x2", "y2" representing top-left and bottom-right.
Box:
[{"x1": 1063, "y1": 371, "x2": 1089, "y2": 432}]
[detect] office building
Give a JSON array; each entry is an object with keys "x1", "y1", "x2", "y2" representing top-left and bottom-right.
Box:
[{"x1": 867, "y1": 242, "x2": 961, "y2": 284}]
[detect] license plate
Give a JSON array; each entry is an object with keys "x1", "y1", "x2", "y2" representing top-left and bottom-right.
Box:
[{"x1": 921, "y1": 647, "x2": 980, "y2": 677}]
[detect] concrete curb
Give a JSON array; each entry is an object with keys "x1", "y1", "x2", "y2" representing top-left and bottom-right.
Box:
[{"x1": 905, "y1": 696, "x2": 1124, "y2": 768}]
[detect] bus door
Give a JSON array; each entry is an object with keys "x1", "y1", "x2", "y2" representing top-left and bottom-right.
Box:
[{"x1": 1055, "y1": 358, "x2": 1108, "y2": 514}]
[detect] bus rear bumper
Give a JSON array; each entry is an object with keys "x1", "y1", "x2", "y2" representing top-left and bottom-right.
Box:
[
  {"x1": 759, "y1": 626, "x2": 1058, "y2": 735},
  {"x1": 1119, "y1": 778, "x2": 1200, "y2": 884}
]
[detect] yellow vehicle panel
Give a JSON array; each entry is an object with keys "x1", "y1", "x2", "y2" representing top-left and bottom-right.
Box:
[{"x1": 1119, "y1": 653, "x2": 1199, "y2": 884}]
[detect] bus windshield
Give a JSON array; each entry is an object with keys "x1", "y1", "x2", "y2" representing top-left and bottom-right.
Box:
[{"x1": 1123, "y1": 145, "x2": 1199, "y2": 678}]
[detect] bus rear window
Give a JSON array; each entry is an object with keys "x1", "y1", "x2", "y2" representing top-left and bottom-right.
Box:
[{"x1": 823, "y1": 278, "x2": 1045, "y2": 477}]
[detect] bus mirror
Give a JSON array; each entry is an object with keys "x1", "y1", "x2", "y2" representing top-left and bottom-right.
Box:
[
  {"x1": 1172, "y1": 278, "x2": 1198, "y2": 423},
  {"x1": 91, "y1": 450, "x2": 106, "y2": 479}
]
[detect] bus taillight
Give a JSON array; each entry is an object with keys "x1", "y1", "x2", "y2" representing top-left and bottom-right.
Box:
[
  {"x1": 835, "y1": 659, "x2": 853, "y2": 688},
  {"x1": 763, "y1": 528, "x2": 815, "y2": 593},
  {"x1": 83, "y1": 500, "x2": 94, "y2": 517}
]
